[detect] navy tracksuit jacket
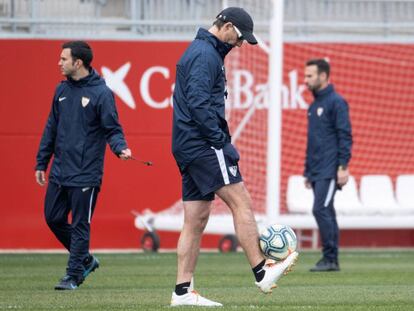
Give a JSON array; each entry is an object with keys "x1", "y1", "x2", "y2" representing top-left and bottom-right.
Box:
[
  {"x1": 172, "y1": 28, "x2": 233, "y2": 172},
  {"x1": 36, "y1": 70, "x2": 127, "y2": 186},
  {"x1": 36, "y1": 69, "x2": 128, "y2": 280},
  {"x1": 304, "y1": 84, "x2": 352, "y2": 262},
  {"x1": 304, "y1": 84, "x2": 352, "y2": 181}
]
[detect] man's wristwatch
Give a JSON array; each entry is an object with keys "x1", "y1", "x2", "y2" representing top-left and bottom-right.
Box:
[{"x1": 338, "y1": 164, "x2": 348, "y2": 171}]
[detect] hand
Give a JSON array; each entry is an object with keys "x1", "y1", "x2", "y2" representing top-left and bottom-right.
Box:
[
  {"x1": 304, "y1": 179, "x2": 312, "y2": 189},
  {"x1": 35, "y1": 170, "x2": 46, "y2": 186},
  {"x1": 337, "y1": 168, "x2": 349, "y2": 187},
  {"x1": 119, "y1": 148, "x2": 132, "y2": 160}
]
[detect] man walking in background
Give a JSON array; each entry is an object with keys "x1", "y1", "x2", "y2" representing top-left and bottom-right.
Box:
[
  {"x1": 171, "y1": 7, "x2": 298, "y2": 307},
  {"x1": 35, "y1": 41, "x2": 132, "y2": 290},
  {"x1": 304, "y1": 58, "x2": 353, "y2": 272}
]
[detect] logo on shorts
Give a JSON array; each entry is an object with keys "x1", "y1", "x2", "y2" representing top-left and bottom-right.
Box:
[{"x1": 228, "y1": 166, "x2": 238, "y2": 177}]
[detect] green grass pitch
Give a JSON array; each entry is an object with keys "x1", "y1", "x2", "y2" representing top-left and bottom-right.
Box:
[{"x1": 1, "y1": 250, "x2": 413, "y2": 310}]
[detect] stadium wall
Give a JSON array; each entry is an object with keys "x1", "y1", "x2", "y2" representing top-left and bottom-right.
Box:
[{"x1": 0, "y1": 39, "x2": 413, "y2": 250}]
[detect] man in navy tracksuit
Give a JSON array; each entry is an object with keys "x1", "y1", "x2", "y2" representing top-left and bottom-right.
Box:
[
  {"x1": 35, "y1": 41, "x2": 132, "y2": 289},
  {"x1": 304, "y1": 59, "x2": 352, "y2": 272},
  {"x1": 170, "y1": 7, "x2": 298, "y2": 307}
]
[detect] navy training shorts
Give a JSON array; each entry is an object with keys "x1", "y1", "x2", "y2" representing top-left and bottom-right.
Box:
[{"x1": 181, "y1": 143, "x2": 243, "y2": 201}]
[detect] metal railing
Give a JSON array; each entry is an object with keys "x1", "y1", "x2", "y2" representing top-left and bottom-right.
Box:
[{"x1": 0, "y1": 0, "x2": 413, "y2": 41}]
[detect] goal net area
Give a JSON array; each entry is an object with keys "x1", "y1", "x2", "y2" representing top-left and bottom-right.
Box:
[{"x1": 224, "y1": 0, "x2": 414, "y2": 218}]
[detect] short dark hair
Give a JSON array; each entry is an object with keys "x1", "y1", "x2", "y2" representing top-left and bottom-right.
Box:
[
  {"x1": 306, "y1": 58, "x2": 330, "y2": 78},
  {"x1": 212, "y1": 18, "x2": 226, "y2": 29},
  {"x1": 62, "y1": 41, "x2": 93, "y2": 69}
]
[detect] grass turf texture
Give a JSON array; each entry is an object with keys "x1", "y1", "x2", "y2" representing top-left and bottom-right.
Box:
[{"x1": 0, "y1": 250, "x2": 413, "y2": 310}]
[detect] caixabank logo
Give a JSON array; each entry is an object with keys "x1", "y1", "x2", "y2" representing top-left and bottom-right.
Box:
[{"x1": 100, "y1": 62, "x2": 309, "y2": 111}]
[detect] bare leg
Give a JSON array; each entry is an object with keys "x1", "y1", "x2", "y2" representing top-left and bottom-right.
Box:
[
  {"x1": 216, "y1": 182, "x2": 264, "y2": 268},
  {"x1": 176, "y1": 200, "x2": 212, "y2": 284}
]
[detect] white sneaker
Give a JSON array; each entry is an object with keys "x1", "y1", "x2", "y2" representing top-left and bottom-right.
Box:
[
  {"x1": 255, "y1": 251, "x2": 299, "y2": 293},
  {"x1": 171, "y1": 290, "x2": 223, "y2": 307}
]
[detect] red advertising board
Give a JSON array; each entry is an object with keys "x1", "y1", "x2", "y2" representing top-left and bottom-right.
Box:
[{"x1": 0, "y1": 40, "x2": 413, "y2": 249}]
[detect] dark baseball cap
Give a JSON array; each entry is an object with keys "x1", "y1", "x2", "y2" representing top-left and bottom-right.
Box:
[{"x1": 216, "y1": 7, "x2": 258, "y2": 45}]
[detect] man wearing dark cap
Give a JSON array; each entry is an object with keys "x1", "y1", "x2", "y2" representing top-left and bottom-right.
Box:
[{"x1": 170, "y1": 7, "x2": 298, "y2": 307}]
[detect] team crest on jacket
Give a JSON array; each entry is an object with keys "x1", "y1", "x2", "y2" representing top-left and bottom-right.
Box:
[
  {"x1": 317, "y1": 107, "x2": 324, "y2": 116},
  {"x1": 81, "y1": 97, "x2": 90, "y2": 107},
  {"x1": 229, "y1": 165, "x2": 238, "y2": 177}
]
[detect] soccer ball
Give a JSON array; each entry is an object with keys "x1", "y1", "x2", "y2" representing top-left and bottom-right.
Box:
[{"x1": 259, "y1": 224, "x2": 297, "y2": 261}]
